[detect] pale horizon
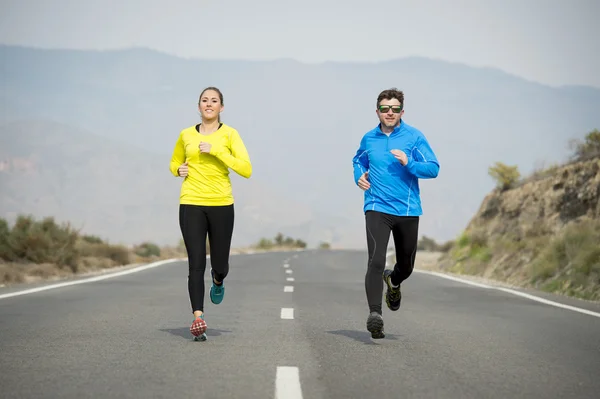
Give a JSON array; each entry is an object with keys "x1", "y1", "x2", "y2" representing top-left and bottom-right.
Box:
[{"x1": 1, "y1": 0, "x2": 599, "y2": 89}]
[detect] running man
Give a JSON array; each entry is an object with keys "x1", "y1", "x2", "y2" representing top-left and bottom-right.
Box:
[
  {"x1": 170, "y1": 86, "x2": 252, "y2": 341},
  {"x1": 352, "y1": 88, "x2": 440, "y2": 339}
]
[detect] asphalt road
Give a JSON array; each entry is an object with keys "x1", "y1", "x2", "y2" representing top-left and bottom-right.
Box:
[{"x1": 1, "y1": 250, "x2": 599, "y2": 399}]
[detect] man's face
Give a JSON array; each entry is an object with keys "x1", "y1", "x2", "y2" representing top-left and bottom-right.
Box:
[{"x1": 376, "y1": 98, "x2": 403, "y2": 128}]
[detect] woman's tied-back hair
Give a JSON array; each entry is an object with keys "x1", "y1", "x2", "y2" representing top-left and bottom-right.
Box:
[
  {"x1": 199, "y1": 86, "x2": 224, "y2": 122},
  {"x1": 377, "y1": 88, "x2": 404, "y2": 109}
]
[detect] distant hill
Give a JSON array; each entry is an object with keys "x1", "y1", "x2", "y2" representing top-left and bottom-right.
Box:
[
  {"x1": 1, "y1": 44, "x2": 600, "y2": 247},
  {"x1": 0, "y1": 120, "x2": 358, "y2": 247}
]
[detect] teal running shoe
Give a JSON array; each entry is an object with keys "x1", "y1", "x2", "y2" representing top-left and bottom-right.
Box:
[{"x1": 210, "y1": 269, "x2": 225, "y2": 305}]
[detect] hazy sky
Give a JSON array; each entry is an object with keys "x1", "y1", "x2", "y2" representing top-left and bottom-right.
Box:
[{"x1": 1, "y1": 0, "x2": 599, "y2": 88}]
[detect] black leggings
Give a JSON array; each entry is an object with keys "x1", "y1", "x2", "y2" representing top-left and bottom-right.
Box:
[
  {"x1": 179, "y1": 204, "x2": 234, "y2": 313},
  {"x1": 365, "y1": 210, "x2": 419, "y2": 314}
]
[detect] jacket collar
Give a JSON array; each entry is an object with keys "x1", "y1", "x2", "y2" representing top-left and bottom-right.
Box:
[{"x1": 375, "y1": 119, "x2": 404, "y2": 136}]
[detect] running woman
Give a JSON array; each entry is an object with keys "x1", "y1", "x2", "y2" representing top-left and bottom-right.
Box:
[
  {"x1": 352, "y1": 88, "x2": 440, "y2": 339},
  {"x1": 170, "y1": 87, "x2": 252, "y2": 341}
]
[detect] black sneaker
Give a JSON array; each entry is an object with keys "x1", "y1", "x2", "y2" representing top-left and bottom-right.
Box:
[
  {"x1": 366, "y1": 312, "x2": 385, "y2": 339},
  {"x1": 383, "y1": 269, "x2": 401, "y2": 311}
]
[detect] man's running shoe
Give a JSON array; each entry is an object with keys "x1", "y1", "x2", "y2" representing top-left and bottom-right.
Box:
[
  {"x1": 210, "y1": 269, "x2": 225, "y2": 305},
  {"x1": 383, "y1": 269, "x2": 401, "y2": 311},
  {"x1": 190, "y1": 314, "x2": 207, "y2": 341},
  {"x1": 366, "y1": 312, "x2": 385, "y2": 339}
]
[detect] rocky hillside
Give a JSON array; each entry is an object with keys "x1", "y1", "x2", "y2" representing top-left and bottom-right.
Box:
[{"x1": 436, "y1": 131, "x2": 600, "y2": 301}]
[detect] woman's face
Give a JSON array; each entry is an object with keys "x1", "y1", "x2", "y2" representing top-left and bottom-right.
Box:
[{"x1": 198, "y1": 89, "x2": 223, "y2": 121}]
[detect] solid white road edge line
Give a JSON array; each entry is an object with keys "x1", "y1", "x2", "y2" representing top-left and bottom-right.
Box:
[
  {"x1": 0, "y1": 258, "x2": 184, "y2": 300},
  {"x1": 386, "y1": 250, "x2": 600, "y2": 319}
]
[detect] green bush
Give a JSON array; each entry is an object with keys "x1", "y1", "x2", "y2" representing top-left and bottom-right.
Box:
[
  {"x1": 0, "y1": 215, "x2": 136, "y2": 277},
  {"x1": 488, "y1": 162, "x2": 521, "y2": 190},
  {"x1": 447, "y1": 229, "x2": 492, "y2": 275},
  {"x1": 417, "y1": 235, "x2": 438, "y2": 251},
  {"x1": 99, "y1": 244, "x2": 130, "y2": 265},
  {"x1": 82, "y1": 235, "x2": 104, "y2": 244},
  {"x1": 135, "y1": 242, "x2": 161, "y2": 258},
  {"x1": 417, "y1": 235, "x2": 454, "y2": 252},
  {"x1": 78, "y1": 241, "x2": 130, "y2": 265},
  {"x1": 0, "y1": 218, "x2": 10, "y2": 260},
  {"x1": 319, "y1": 242, "x2": 331, "y2": 249},
  {"x1": 257, "y1": 238, "x2": 274, "y2": 249},
  {"x1": 438, "y1": 240, "x2": 455, "y2": 252},
  {"x1": 295, "y1": 239, "x2": 307, "y2": 249},
  {"x1": 456, "y1": 232, "x2": 470, "y2": 248},
  {"x1": 254, "y1": 233, "x2": 307, "y2": 250},
  {"x1": 528, "y1": 219, "x2": 600, "y2": 300},
  {"x1": 1, "y1": 215, "x2": 79, "y2": 269}
]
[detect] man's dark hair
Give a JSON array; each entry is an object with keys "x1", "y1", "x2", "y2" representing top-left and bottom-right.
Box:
[{"x1": 377, "y1": 88, "x2": 404, "y2": 108}]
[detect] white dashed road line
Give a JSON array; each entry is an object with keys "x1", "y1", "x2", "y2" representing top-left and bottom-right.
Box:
[
  {"x1": 281, "y1": 308, "x2": 294, "y2": 319},
  {"x1": 278, "y1": 261, "x2": 300, "y2": 398},
  {"x1": 276, "y1": 366, "x2": 303, "y2": 399},
  {"x1": 286, "y1": 277, "x2": 295, "y2": 282}
]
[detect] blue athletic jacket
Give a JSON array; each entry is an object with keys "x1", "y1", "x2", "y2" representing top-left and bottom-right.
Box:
[{"x1": 352, "y1": 121, "x2": 440, "y2": 217}]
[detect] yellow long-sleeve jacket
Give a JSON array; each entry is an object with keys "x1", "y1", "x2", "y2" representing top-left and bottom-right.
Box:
[{"x1": 169, "y1": 123, "x2": 252, "y2": 206}]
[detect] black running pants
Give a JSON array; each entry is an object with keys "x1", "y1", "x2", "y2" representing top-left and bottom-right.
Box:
[
  {"x1": 365, "y1": 210, "x2": 419, "y2": 314},
  {"x1": 179, "y1": 204, "x2": 234, "y2": 313}
]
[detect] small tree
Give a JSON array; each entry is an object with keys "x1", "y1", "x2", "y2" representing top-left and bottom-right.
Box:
[
  {"x1": 257, "y1": 238, "x2": 273, "y2": 249},
  {"x1": 439, "y1": 240, "x2": 454, "y2": 252},
  {"x1": 417, "y1": 235, "x2": 438, "y2": 251},
  {"x1": 82, "y1": 235, "x2": 104, "y2": 244},
  {"x1": 319, "y1": 241, "x2": 331, "y2": 249},
  {"x1": 0, "y1": 218, "x2": 10, "y2": 260},
  {"x1": 274, "y1": 232, "x2": 284, "y2": 246},
  {"x1": 294, "y1": 239, "x2": 307, "y2": 249},
  {"x1": 488, "y1": 162, "x2": 520, "y2": 191},
  {"x1": 569, "y1": 129, "x2": 600, "y2": 162}
]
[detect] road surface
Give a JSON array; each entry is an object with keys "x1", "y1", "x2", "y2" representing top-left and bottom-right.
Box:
[{"x1": 1, "y1": 250, "x2": 599, "y2": 398}]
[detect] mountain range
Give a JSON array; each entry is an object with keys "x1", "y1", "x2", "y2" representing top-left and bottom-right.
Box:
[{"x1": 1, "y1": 44, "x2": 599, "y2": 248}]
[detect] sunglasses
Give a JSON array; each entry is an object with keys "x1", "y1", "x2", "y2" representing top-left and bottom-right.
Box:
[{"x1": 378, "y1": 105, "x2": 403, "y2": 113}]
